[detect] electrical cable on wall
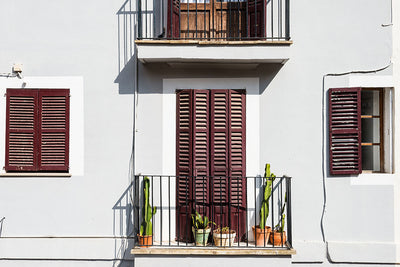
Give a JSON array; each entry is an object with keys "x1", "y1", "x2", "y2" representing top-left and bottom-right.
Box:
[
  {"x1": 0, "y1": 217, "x2": 5, "y2": 237},
  {"x1": 0, "y1": 73, "x2": 18, "y2": 78}
]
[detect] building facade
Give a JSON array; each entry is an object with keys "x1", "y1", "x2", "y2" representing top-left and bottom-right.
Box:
[{"x1": 0, "y1": 0, "x2": 399, "y2": 266}]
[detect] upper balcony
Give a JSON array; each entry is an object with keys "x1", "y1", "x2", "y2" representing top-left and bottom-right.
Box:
[{"x1": 133, "y1": 0, "x2": 292, "y2": 64}]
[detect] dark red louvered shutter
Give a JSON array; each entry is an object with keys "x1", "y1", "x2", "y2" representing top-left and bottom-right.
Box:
[
  {"x1": 329, "y1": 88, "x2": 362, "y2": 175},
  {"x1": 192, "y1": 90, "x2": 210, "y2": 220},
  {"x1": 176, "y1": 90, "x2": 193, "y2": 241},
  {"x1": 247, "y1": 0, "x2": 266, "y2": 38},
  {"x1": 228, "y1": 89, "x2": 246, "y2": 241},
  {"x1": 167, "y1": 0, "x2": 180, "y2": 38},
  {"x1": 5, "y1": 89, "x2": 39, "y2": 171},
  {"x1": 38, "y1": 89, "x2": 69, "y2": 171},
  {"x1": 210, "y1": 90, "x2": 246, "y2": 241}
]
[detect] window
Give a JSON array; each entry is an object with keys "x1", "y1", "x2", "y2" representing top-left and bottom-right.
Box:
[
  {"x1": 5, "y1": 89, "x2": 69, "y2": 172},
  {"x1": 329, "y1": 87, "x2": 392, "y2": 175},
  {"x1": 176, "y1": 89, "x2": 246, "y2": 241}
]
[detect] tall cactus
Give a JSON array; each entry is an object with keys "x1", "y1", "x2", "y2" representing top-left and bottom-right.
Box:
[
  {"x1": 260, "y1": 164, "x2": 275, "y2": 229},
  {"x1": 140, "y1": 176, "x2": 157, "y2": 236}
]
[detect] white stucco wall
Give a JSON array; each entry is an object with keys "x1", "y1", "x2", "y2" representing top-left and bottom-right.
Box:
[{"x1": 0, "y1": 0, "x2": 397, "y2": 266}]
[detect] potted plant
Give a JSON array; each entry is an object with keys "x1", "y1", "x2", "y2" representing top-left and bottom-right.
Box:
[
  {"x1": 252, "y1": 163, "x2": 274, "y2": 246},
  {"x1": 269, "y1": 193, "x2": 287, "y2": 246},
  {"x1": 191, "y1": 210, "x2": 215, "y2": 246},
  {"x1": 137, "y1": 176, "x2": 157, "y2": 247},
  {"x1": 213, "y1": 226, "x2": 236, "y2": 247}
]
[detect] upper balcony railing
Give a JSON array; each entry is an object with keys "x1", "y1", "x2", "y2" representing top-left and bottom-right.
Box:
[{"x1": 137, "y1": 0, "x2": 290, "y2": 41}]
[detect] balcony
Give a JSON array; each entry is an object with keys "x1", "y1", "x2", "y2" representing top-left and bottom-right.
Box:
[
  {"x1": 133, "y1": 0, "x2": 292, "y2": 64},
  {"x1": 131, "y1": 175, "x2": 294, "y2": 255}
]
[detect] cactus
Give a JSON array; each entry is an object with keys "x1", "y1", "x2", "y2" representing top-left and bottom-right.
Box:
[
  {"x1": 259, "y1": 163, "x2": 275, "y2": 229},
  {"x1": 140, "y1": 176, "x2": 157, "y2": 236}
]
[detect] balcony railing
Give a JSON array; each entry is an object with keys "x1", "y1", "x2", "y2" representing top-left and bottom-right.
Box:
[
  {"x1": 137, "y1": 0, "x2": 290, "y2": 41},
  {"x1": 133, "y1": 175, "x2": 292, "y2": 249}
]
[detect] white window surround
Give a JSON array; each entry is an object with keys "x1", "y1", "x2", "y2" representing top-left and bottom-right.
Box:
[
  {"x1": 154, "y1": 78, "x2": 260, "y2": 242},
  {"x1": 0, "y1": 76, "x2": 84, "y2": 177}
]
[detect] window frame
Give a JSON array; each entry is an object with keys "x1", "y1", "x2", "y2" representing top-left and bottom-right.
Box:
[{"x1": 329, "y1": 87, "x2": 392, "y2": 175}]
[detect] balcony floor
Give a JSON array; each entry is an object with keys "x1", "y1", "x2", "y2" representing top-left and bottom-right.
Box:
[
  {"x1": 132, "y1": 241, "x2": 296, "y2": 256},
  {"x1": 135, "y1": 40, "x2": 292, "y2": 64}
]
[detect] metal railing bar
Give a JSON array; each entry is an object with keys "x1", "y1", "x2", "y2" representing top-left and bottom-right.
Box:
[
  {"x1": 168, "y1": 175, "x2": 171, "y2": 246},
  {"x1": 271, "y1": 176, "x2": 275, "y2": 247},
  {"x1": 160, "y1": 175, "x2": 163, "y2": 245}
]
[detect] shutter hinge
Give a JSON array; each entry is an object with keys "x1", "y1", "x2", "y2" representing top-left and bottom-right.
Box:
[{"x1": 4, "y1": 93, "x2": 6, "y2": 97}]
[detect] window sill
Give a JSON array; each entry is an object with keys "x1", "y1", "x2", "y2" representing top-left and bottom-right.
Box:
[
  {"x1": 131, "y1": 247, "x2": 296, "y2": 256},
  {"x1": 0, "y1": 173, "x2": 71, "y2": 177}
]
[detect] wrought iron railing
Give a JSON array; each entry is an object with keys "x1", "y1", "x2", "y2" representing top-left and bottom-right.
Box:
[
  {"x1": 137, "y1": 0, "x2": 290, "y2": 41},
  {"x1": 133, "y1": 175, "x2": 292, "y2": 249}
]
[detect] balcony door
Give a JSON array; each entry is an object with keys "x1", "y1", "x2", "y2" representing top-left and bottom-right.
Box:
[
  {"x1": 168, "y1": 0, "x2": 266, "y2": 40},
  {"x1": 176, "y1": 89, "x2": 246, "y2": 242}
]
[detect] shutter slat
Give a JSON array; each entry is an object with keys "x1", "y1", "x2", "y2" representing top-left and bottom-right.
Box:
[{"x1": 329, "y1": 88, "x2": 362, "y2": 175}]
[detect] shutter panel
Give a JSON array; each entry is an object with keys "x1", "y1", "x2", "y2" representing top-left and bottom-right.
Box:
[
  {"x1": 329, "y1": 88, "x2": 362, "y2": 175},
  {"x1": 229, "y1": 89, "x2": 246, "y2": 241},
  {"x1": 167, "y1": 0, "x2": 180, "y2": 38},
  {"x1": 210, "y1": 89, "x2": 246, "y2": 241},
  {"x1": 176, "y1": 90, "x2": 193, "y2": 242},
  {"x1": 5, "y1": 89, "x2": 38, "y2": 171},
  {"x1": 193, "y1": 90, "x2": 210, "y2": 205},
  {"x1": 38, "y1": 89, "x2": 69, "y2": 171},
  {"x1": 192, "y1": 90, "x2": 210, "y2": 236},
  {"x1": 247, "y1": 0, "x2": 266, "y2": 38}
]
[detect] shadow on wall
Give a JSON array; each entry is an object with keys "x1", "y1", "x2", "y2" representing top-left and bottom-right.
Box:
[
  {"x1": 113, "y1": 181, "x2": 137, "y2": 266},
  {"x1": 135, "y1": 62, "x2": 283, "y2": 95},
  {"x1": 115, "y1": 0, "x2": 139, "y2": 95}
]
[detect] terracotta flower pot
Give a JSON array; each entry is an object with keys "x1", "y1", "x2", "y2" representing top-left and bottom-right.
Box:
[
  {"x1": 252, "y1": 225, "x2": 271, "y2": 247},
  {"x1": 213, "y1": 230, "x2": 236, "y2": 247},
  {"x1": 137, "y1": 234, "x2": 153, "y2": 247},
  {"x1": 269, "y1": 230, "x2": 286, "y2": 246}
]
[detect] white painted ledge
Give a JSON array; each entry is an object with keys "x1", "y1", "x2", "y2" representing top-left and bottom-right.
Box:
[
  {"x1": 132, "y1": 247, "x2": 296, "y2": 256},
  {"x1": 327, "y1": 241, "x2": 398, "y2": 263},
  {"x1": 136, "y1": 42, "x2": 291, "y2": 64}
]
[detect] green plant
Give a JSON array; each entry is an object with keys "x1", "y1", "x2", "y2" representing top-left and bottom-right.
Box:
[
  {"x1": 139, "y1": 176, "x2": 157, "y2": 236},
  {"x1": 214, "y1": 226, "x2": 234, "y2": 234},
  {"x1": 274, "y1": 193, "x2": 287, "y2": 233},
  {"x1": 191, "y1": 210, "x2": 215, "y2": 229},
  {"x1": 259, "y1": 163, "x2": 275, "y2": 229}
]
